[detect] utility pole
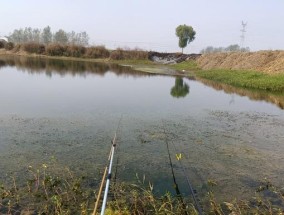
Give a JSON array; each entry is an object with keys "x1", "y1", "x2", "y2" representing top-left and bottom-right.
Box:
[{"x1": 240, "y1": 21, "x2": 247, "y2": 49}]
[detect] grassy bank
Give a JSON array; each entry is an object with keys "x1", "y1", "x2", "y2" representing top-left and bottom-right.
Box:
[
  {"x1": 0, "y1": 41, "x2": 148, "y2": 61},
  {"x1": 171, "y1": 61, "x2": 284, "y2": 92},
  {"x1": 171, "y1": 60, "x2": 199, "y2": 71},
  {"x1": 2, "y1": 48, "x2": 284, "y2": 92},
  {"x1": 0, "y1": 49, "x2": 182, "y2": 76},
  {"x1": 196, "y1": 69, "x2": 284, "y2": 92},
  {"x1": 1, "y1": 164, "x2": 283, "y2": 214}
]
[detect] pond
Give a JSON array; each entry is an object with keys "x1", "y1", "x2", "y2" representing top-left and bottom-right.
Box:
[{"x1": 0, "y1": 55, "x2": 284, "y2": 206}]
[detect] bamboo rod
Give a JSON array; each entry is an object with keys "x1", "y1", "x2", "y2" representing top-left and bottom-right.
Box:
[{"x1": 92, "y1": 165, "x2": 108, "y2": 215}]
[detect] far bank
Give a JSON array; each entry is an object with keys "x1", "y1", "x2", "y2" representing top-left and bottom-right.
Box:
[{"x1": 1, "y1": 47, "x2": 284, "y2": 92}]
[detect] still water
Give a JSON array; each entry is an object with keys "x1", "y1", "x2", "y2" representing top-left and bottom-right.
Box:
[{"x1": 0, "y1": 56, "x2": 284, "y2": 204}]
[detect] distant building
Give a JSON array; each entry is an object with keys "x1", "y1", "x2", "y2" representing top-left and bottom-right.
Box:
[{"x1": 0, "y1": 37, "x2": 8, "y2": 43}]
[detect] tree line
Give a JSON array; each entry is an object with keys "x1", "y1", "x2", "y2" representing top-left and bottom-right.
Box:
[
  {"x1": 8, "y1": 26, "x2": 89, "y2": 46},
  {"x1": 200, "y1": 44, "x2": 250, "y2": 54}
]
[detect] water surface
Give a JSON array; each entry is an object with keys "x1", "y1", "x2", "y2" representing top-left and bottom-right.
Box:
[{"x1": 0, "y1": 55, "x2": 284, "y2": 205}]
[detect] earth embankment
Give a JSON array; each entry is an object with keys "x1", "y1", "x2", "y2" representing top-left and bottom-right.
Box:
[
  {"x1": 196, "y1": 50, "x2": 284, "y2": 74},
  {"x1": 148, "y1": 51, "x2": 201, "y2": 64}
]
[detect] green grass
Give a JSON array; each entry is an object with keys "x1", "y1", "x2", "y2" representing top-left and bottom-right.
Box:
[
  {"x1": 3, "y1": 50, "x2": 284, "y2": 92},
  {"x1": 171, "y1": 60, "x2": 199, "y2": 71},
  {"x1": 0, "y1": 162, "x2": 283, "y2": 214},
  {"x1": 195, "y1": 69, "x2": 284, "y2": 92},
  {"x1": 170, "y1": 60, "x2": 284, "y2": 92},
  {"x1": 110, "y1": 59, "x2": 156, "y2": 66}
]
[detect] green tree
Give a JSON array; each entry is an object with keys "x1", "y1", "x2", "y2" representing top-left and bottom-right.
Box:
[
  {"x1": 42, "y1": 26, "x2": 52, "y2": 44},
  {"x1": 78, "y1": 31, "x2": 89, "y2": 46},
  {"x1": 9, "y1": 29, "x2": 24, "y2": 43},
  {"x1": 54, "y1": 29, "x2": 68, "y2": 44},
  {"x1": 170, "y1": 77, "x2": 189, "y2": 98},
  {"x1": 67, "y1": 31, "x2": 89, "y2": 46},
  {"x1": 175, "y1": 24, "x2": 196, "y2": 53}
]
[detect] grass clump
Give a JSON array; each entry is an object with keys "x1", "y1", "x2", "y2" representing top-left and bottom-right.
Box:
[
  {"x1": 0, "y1": 164, "x2": 92, "y2": 215},
  {"x1": 106, "y1": 174, "x2": 198, "y2": 215},
  {"x1": 171, "y1": 60, "x2": 199, "y2": 71},
  {"x1": 46, "y1": 43, "x2": 68, "y2": 56},
  {"x1": 196, "y1": 69, "x2": 284, "y2": 92},
  {"x1": 110, "y1": 48, "x2": 148, "y2": 60},
  {"x1": 85, "y1": 46, "x2": 110, "y2": 59},
  {"x1": 172, "y1": 60, "x2": 284, "y2": 92},
  {"x1": 65, "y1": 45, "x2": 86, "y2": 57},
  {"x1": 0, "y1": 41, "x2": 5, "y2": 49},
  {"x1": 1, "y1": 165, "x2": 284, "y2": 214},
  {"x1": 22, "y1": 42, "x2": 45, "y2": 54},
  {"x1": 207, "y1": 178, "x2": 284, "y2": 214},
  {"x1": 4, "y1": 42, "x2": 15, "y2": 51}
]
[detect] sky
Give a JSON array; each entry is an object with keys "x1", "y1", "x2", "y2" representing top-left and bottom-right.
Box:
[{"x1": 0, "y1": 0, "x2": 283, "y2": 53}]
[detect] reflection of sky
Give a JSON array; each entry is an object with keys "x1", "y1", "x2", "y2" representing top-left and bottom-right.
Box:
[{"x1": 0, "y1": 66, "x2": 283, "y2": 118}]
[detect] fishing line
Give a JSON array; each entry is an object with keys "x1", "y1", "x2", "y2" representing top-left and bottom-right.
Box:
[
  {"x1": 162, "y1": 122, "x2": 204, "y2": 215},
  {"x1": 113, "y1": 116, "x2": 124, "y2": 186}
]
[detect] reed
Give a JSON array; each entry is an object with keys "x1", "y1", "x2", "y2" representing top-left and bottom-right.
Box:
[
  {"x1": 110, "y1": 48, "x2": 148, "y2": 60},
  {"x1": 46, "y1": 43, "x2": 68, "y2": 56},
  {"x1": 85, "y1": 46, "x2": 110, "y2": 59},
  {"x1": 0, "y1": 41, "x2": 5, "y2": 49},
  {"x1": 1, "y1": 166, "x2": 283, "y2": 214},
  {"x1": 4, "y1": 42, "x2": 15, "y2": 50},
  {"x1": 22, "y1": 42, "x2": 45, "y2": 54}
]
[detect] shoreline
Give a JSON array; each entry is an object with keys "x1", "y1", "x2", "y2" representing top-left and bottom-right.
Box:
[{"x1": 1, "y1": 49, "x2": 284, "y2": 92}]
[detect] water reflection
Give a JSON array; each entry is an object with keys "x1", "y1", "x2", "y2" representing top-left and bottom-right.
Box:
[
  {"x1": 1, "y1": 55, "x2": 284, "y2": 110},
  {"x1": 0, "y1": 55, "x2": 154, "y2": 78},
  {"x1": 198, "y1": 78, "x2": 284, "y2": 109},
  {"x1": 170, "y1": 77, "x2": 189, "y2": 98}
]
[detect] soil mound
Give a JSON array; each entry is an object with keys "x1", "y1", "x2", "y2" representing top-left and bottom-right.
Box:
[
  {"x1": 148, "y1": 51, "x2": 201, "y2": 64},
  {"x1": 196, "y1": 50, "x2": 284, "y2": 74}
]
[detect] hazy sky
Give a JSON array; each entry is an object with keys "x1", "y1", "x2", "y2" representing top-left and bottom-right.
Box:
[{"x1": 1, "y1": 0, "x2": 283, "y2": 53}]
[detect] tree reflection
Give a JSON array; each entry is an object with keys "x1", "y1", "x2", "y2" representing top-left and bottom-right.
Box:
[
  {"x1": 0, "y1": 55, "x2": 154, "y2": 78},
  {"x1": 170, "y1": 77, "x2": 189, "y2": 98}
]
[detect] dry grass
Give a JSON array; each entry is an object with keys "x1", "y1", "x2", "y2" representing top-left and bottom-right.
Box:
[
  {"x1": 197, "y1": 51, "x2": 284, "y2": 74},
  {"x1": 85, "y1": 46, "x2": 110, "y2": 58},
  {"x1": 22, "y1": 42, "x2": 46, "y2": 54},
  {"x1": 4, "y1": 42, "x2": 15, "y2": 51},
  {"x1": 1, "y1": 165, "x2": 284, "y2": 214},
  {"x1": 46, "y1": 43, "x2": 68, "y2": 56},
  {"x1": 110, "y1": 48, "x2": 148, "y2": 60},
  {"x1": 65, "y1": 45, "x2": 86, "y2": 57},
  {"x1": 0, "y1": 41, "x2": 5, "y2": 49}
]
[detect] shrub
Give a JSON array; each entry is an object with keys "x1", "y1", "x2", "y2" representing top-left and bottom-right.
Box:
[
  {"x1": 85, "y1": 46, "x2": 110, "y2": 58},
  {"x1": 65, "y1": 45, "x2": 86, "y2": 57},
  {"x1": 46, "y1": 43, "x2": 67, "y2": 56},
  {"x1": 13, "y1": 44, "x2": 22, "y2": 52},
  {"x1": 109, "y1": 48, "x2": 148, "y2": 60},
  {"x1": 22, "y1": 42, "x2": 46, "y2": 54},
  {"x1": 4, "y1": 42, "x2": 15, "y2": 50},
  {"x1": 0, "y1": 41, "x2": 5, "y2": 49},
  {"x1": 109, "y1": 48, "x2": 124, "y2": 60}
]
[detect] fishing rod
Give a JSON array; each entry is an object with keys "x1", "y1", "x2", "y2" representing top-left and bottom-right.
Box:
[
  {"x1": 100, "y1": 133, "x2": 117, "y2": 215},
  {"x1": 164, "y1": 127, "x2": 183, "y2": 199},
  {"x1": 164, "y1": 126, "x2": 189, "y2": 215},
  {"x1": 92, "y1": 115, "x2": 123, "y2": 215},
  {"x1": 163, "y1": 124, "x2": 203, "y2": 215}
]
